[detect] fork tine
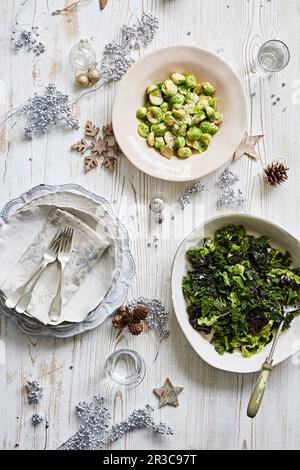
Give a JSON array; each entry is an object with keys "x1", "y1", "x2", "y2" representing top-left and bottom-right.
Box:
[
  {"x1": 66, "y1": 227, "x2": 74, "y2": 252},
  {"x1": 48, "y1": 228, "x2": 64, "y2": 251},
  {"x1": 62, "y1": 227, "x2": 73, "y2": 254}
]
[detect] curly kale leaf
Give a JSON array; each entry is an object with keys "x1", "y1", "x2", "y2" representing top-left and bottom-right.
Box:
[{"x1": 182, "y1": 225, "x2": 300, "y2": 358}]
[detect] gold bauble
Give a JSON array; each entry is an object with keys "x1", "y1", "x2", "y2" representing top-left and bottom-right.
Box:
[
  {"x1": 88, "y1": 68, "x2": 102, "y2": 84},
  {"x1": 75, "y1": 73, "x2": 90, "y2": 88}
]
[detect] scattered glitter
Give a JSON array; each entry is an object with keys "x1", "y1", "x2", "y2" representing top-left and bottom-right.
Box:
[
  {"x1": 27, "y1": 380, "x2": 43, "y2": 405},
  {"x1": 12, "y1": 26, "x2": 45, "y2": 56}
]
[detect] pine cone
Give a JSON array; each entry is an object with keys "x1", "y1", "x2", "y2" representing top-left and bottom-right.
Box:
[
  {"x1": 264, "y1": 161, "x2": 289, "y2": 186},
  {"x1": 132, "y1": 305, "x2": 149, "y2": 321},
  {"x1": 112, "y1": 313, "x2": 128, "y2": 329},
  {"x1": 116, "y1": 305, "x2": 128, "y2": 316},
  {"x1": 128, "y1": 321, "x2": 143, "y2": 336},
  {"x1": 112, "y1": 306, "x2": 129, "y2": 329}
]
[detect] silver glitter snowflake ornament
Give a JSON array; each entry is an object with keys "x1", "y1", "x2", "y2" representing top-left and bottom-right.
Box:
[
  {"x1": 179, "y1": 180, "x2": 205, "y2": 209},
  {"x1": 27, "y1": 379, "x2": 43, "y2": 405},
  {"x1": 21, "y1": 83, "x2": 79, "y2": 138}
]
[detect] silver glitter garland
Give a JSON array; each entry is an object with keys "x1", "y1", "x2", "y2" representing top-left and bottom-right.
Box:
[
  {"x1": 101, "y1": 42, "x2": 134, "y2": 81},
  {"x1": 65, "y1": 395, "x2": 111, "y2": 450},
  {"x1": 121, "y1": 12, "x2": 159, "y2": 49},
  {"x1": 101, "y1": 12, "x2": 159, "y2": 82},
  {"x1": 109, "y1": 404, "x2": 173, "y2": 442},
  {"x1": 1, "y1": 13, "x2": 158, "y2": 136},
  {"x1": 127, "y1": 297, "x2": 170, "y2": 339},
  {"x1": 27, "y1": 379, "x2": 43, "y2": 404},
  {"x1": 216, "y1": 167, "x2": 239, "y2": 189},
  {"x1": 179, "y1": 180, "x2": 205, "y2": 210},
  {"x1": 59, "y1": 397, "x2": 173, "y2": 450},
  {"x1": 21, "y1": 83, "x2": 79, "y2": 138}
]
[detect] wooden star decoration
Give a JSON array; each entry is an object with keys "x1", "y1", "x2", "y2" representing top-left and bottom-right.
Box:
[
  {"x1": 91, "y1": 137, "x2": 108, "y2": 156},
  {"x1": 234, "y1": 132, "x2": 264, "y2": 161},
  {"x1": 153, "y1": 378, "x2": 183, "y2": 408}
]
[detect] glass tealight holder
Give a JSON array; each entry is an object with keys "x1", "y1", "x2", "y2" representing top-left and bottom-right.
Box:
[
  {"x1": 255, "y1": 40, "x2": 290, "y2": 75},
  {"x1": 104, "y1": 349, "x2": 146, "y2": 390}
]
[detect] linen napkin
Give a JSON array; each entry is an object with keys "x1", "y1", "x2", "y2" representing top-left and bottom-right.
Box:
[{"x1": 2, "y1": 208, "x2": 110, "y2": 325}]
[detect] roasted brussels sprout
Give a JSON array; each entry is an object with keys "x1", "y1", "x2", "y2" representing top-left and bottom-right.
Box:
[{"x1": 136, "y1": 72, "x2": 221, "y2": 159}]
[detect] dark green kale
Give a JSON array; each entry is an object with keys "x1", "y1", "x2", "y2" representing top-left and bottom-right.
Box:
[{"x1": 182, "y1": 225, "x2": 300, "y2": 358}]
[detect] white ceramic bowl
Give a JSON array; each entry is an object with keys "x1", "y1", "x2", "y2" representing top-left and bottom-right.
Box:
[
  {"x1": 171, "y1": 214, "x2": 300, "y2": 373},
  {"x1": 112, "y1": 45, "x2": 248, "y2": 182}
]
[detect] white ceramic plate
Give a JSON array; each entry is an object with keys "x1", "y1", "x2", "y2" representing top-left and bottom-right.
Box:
[
  {"x1": 172, "y1": 214, "x2": 300, "y2": 373},
  {"x1": 113, "y1": 45, "x2": 248, "y2": 182}
]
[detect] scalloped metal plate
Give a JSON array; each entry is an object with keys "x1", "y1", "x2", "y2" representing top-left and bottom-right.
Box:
[{"x1": 0, "y1": 184, "x2": 135, "y2": 338}]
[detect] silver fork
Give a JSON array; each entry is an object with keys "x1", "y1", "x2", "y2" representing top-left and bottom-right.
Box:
[
  {"x1": 5, "y1": 228, "x2": 64, "y2": 311},
  {"x1": 49, "y1": 226, "x2": 74, "y2": 323}
]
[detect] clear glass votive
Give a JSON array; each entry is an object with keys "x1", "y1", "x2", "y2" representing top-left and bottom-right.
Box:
[
  {"x1": 256, "y1": 40, "x2": 290, "y2": 74},
  {"x1": 104, "y1": 349, "x2": 146, "y2": 390}
]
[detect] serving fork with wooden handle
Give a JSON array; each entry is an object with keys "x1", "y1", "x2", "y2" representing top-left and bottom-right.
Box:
[{"x1": 247, "y1": 303, "x2": 300, "y2": 418}]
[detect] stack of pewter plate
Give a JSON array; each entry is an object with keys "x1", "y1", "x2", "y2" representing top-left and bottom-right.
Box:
[{"x1": 0, "y1": 184, "x2": 135, "y2": 338}]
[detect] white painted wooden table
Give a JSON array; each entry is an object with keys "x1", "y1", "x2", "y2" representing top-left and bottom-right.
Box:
[{"x1": 0, "y1": 0, "x2": 300, "y2": 451}]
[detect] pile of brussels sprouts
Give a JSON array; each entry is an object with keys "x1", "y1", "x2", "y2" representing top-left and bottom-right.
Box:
[{"x1": 136, "y1": 73, "x2": 223, "y2": 159}]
